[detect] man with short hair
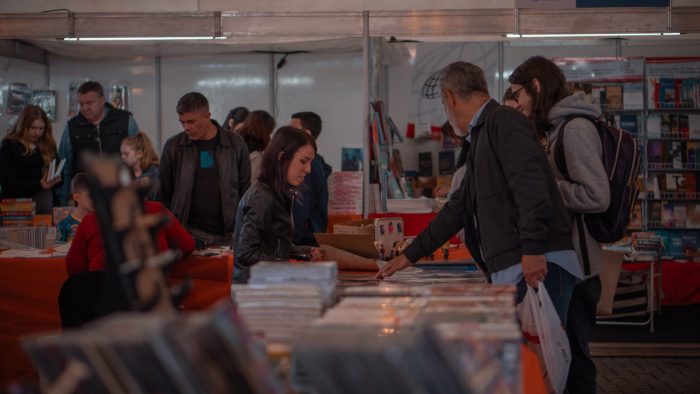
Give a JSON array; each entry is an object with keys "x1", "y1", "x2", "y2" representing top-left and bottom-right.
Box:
[
  {"x1": 57, "y1": 81, "x2": 139, "y2": 205},
  {"x1": 159, "y1": 92, "x2": 251, "y2": 246},
  {"x1": 290, "y1": 111, "x2": 332, "y2": 246},
  {"x1": 377, "y1": 62, "x2": 581, "y2": 325}
]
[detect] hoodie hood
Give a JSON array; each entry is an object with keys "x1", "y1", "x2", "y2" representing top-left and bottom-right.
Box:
[{"x1": 548, "y1": 92, "x2": 602, "y2": 127}]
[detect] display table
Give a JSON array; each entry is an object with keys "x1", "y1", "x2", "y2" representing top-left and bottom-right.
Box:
[
  {"x1": 0, "y1": 253, "x2": 233, "y2": 385},
  {"x1": 623, "y1": 260, "x2": 700, "y2": 306}
]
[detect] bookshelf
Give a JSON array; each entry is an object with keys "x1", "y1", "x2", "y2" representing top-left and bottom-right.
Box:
[{"x1": 643, "y1": 57, "x2": 700, "y2": 258}]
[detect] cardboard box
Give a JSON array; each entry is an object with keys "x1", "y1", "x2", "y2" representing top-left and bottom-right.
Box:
[{"x1": 317, "y1": 217, "x2": 405, "y2": 259}]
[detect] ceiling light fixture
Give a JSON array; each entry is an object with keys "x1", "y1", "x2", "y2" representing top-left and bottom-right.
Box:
[
  {"x1": 507, "y1": 32, "x2": 681, "y2": 38},
  {"x1": 62, "y1": 36, "x2": 227, "y2": 41}
]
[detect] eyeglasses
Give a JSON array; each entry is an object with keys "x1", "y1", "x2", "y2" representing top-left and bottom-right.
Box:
[{"x1": 511, "y1": 86, "x2": 526, "y2": 102}]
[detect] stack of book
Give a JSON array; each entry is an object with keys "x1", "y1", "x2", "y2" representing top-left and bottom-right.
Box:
[
  {"x1": 647, "y1": 141, "x2": 700, "y2": 170},
  {"x1": 381, "y1": 266, "x2": 487, "y2": 286},
  {"x1": 23, "y1": 303, "x2": 285, "y2": 393},
  {"x1": 327, "y1": 172, "x2": 363, "y2": 215},
  {"x1": 0, "y1": 226, "x2": 55, "y2": 249},
  {"x1": 0, "y1": 198, "x2": 35, "y2": 226},
  {"x1": 295, "y1": 283, "x2": 520, "y2": 394},
  {"x1": 647, "y1": 113, "x2": 700, "y2": 140},
  {"x1": 248, "y1": 261, "x2": 338, "y2": 308},
  {"x1": 232, "y1": 283, "x2": 325, "y2": 344}
]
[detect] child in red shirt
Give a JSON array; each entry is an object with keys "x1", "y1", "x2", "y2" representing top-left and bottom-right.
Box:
[{"x1": 65, "y1": 200, "x2": 195, "y2": 276}]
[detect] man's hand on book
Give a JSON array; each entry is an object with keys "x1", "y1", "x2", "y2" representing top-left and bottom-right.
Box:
[{"x1": 374, "y1": 254, "x2": 411, "y2": 279}]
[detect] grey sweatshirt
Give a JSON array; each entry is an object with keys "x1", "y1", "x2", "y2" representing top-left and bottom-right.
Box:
[{"x1": 546, "y1": 92, "x2": 610, "y2": 278}]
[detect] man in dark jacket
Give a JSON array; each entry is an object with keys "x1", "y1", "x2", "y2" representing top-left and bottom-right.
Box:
[
  {"x1": 290, "y1": 111, "x2": 332, "y2": 246},
  {"x1": 377, "y1": 62, "x2": 581, "y2": 323},
  {"x1": 57, "y1": 81, "x2": 139, "y2": 205},
  {"x1": 159, "y1": 92, "x2": 251, "y2": 246}
]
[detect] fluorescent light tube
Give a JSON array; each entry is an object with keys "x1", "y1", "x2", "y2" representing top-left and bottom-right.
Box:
[
  {"x1": 63, "y1": 36, "x2": 226, "y2": 41},
  {"x1": 507, "y1": 32, "x2": 680, "y2": 38}
]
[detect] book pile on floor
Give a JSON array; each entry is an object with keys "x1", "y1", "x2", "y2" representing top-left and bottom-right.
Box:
[
  {"x1": 23, "y1": 303, "x2": 286, "y2": 393},
  {"x1": 232, "y1": 261, "x2": 338, "y2": 344},
  {"x1": 293, "y1": 284, "x2": 521, "y2": 394}
]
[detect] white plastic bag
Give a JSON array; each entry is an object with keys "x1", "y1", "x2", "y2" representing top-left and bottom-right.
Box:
[{"x1": 519, "y1": 282, "x2": 571, "y2": 394}]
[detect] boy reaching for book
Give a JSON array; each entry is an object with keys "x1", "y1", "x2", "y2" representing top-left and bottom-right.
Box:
[{"x1": 57, "y1": 173, "x2": 93, "y2": 243}]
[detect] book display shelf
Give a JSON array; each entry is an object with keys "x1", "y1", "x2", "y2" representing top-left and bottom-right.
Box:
[{"x1": 556, "y1": 57, "x2": 700, "y2": 259}]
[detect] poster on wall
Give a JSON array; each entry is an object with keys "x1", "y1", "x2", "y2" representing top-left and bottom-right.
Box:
[
  {"x1": 31, "y1": 90, "x2": 57, "y2": 122},
  {"x1": 108, "y1": 81, "x2": 130, "y2": 111},
  {"x1": 6, "y1": 83, "x2": 32, "y2": 115},
  {"x1": 67, "y1": 78, "x2": 90, "y2": 117}
]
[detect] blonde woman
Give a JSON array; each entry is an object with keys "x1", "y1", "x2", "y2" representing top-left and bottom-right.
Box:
[
  {"x1": 120, "y1": 131, "x2": 160, "y2": 200},
  {"x1": 0, "y1": 105, "x2": 61, "y2": 213}
]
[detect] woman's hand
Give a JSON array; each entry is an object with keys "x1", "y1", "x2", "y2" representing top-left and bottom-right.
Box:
[
  {"x1": 310, "y1": 247, "x2": 326, "y2": 261},
  {"x1": 40, "y1": 175, "x2": 61, "y2": 190}
]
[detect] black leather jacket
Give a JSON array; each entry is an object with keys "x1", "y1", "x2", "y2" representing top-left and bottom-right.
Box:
[
  {"x1": 405, "y1": 100, "x2": 573, "y2": 275},
  {"x1": 159, "y1": 120, "x2": 251, "y2": 236},
  {"x1": 233, "y1": 182, "x2": 311, "y2": 282}
]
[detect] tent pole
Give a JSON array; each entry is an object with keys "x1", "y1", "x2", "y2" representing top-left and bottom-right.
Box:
[{"x1": 362, "y1": 10, "x2": 371, "y2": 218}]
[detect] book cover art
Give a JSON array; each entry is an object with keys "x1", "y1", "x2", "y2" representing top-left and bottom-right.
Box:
[
  {"x1": 660, "y1": 113, "x2": 672, "y2": 137},
  {"x1": 679, "y1": 114, "x2": 690, "y2": 139},
  {"x1": 619, "y1": 114, "x2": 638, "y2": 135},
  {"x1": 418, "y1": 152, "x2": 433, "y2": 177},
  {"x1": 438, "y1": 150, "x2": 456, "y2": 176},
  {"x1": 686, "y1": 173, "x2": 697, "y2": 194},
  {"x1": 605, "y1": 85, "x2": 623, "y2": 112},
  {"x1": 662, "y1": 201, "x2": 675, "y2": 228},
  {"x1": 647, "y1": 113, "x2": 661, "y2": 138},
  {"x1": 341, "y1": 147, "x2": 363, "y2": 172},
  {"x1": 689, "y1": 115, "x2": 700, "y2": 139}
]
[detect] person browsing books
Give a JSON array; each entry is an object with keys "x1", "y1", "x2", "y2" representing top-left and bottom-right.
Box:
[
  {"x1": 233, "y1": 126, "x2": 326, "y2": 283},
  {"x1": 159, "y1": 92, "x2": 251, "y2": 248},
  {"x1": 376, "y1": 61, "x2": 580, "y2": 326},
  {"x1": 121, "y1": 132, "x2": 160, "y2": 200},
  {"x1": 57, "y1": 173, "x2": 93, "y2": 243},
  {"x1": 236, "y1": 110, "x2": 275, "y2": 183},
  {"x1": 0, "y1": 105, "x2": 62, "y2": 213},
  {"x1": 57, "y1": 81, "x2": 140, "y2": 206},
  {"x1": 290, "y1": 111, "x2": 332, "y2": 246},
  {"x1": 509, "y1": 55, "x2": 610, "y2": 394}
]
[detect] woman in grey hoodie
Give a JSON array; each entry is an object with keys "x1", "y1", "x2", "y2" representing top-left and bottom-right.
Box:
[{"x1": 510, "y1": 56, "x2": 610, "y2": 394}]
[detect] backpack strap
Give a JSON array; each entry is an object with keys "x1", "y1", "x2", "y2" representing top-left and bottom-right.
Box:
[{"x1": 553, "y1": 114, "x2": 599, "y2": 277}]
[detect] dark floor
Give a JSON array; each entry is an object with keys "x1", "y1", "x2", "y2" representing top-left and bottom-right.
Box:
[
  {"x1": 595, "y1": 357, "x2": 700, "y2": 393},
  {"x1": 593, "y1": 304, "x2": 700, "y2": 343}
]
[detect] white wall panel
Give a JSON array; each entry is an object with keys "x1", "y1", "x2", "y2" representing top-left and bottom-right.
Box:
[
  {"x1": 388, "y1": 42, "x2": 500, "y2": 175},
  {"x1": 0, "y1": 57, "x2": 46, "y2": 133},
  {"x1": 160, "y1": 54, "x2": 270, "y2": 145},
  {"x1": 275, "y1": 52, "x2": 364, "y2": 171},
  {"x1": 621, "y1": 39, "x2": 700, "y2": 58},
  {"x1": 48, "y1": 55, "x2": 158, "y2": 153}
]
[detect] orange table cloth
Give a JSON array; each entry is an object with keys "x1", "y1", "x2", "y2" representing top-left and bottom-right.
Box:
[{"x1": 0, "y1": 254, "x2": 233, "y2": 386}]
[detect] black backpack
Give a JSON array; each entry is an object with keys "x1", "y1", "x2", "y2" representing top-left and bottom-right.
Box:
[{"x1": 554, "y1": 115, "x2": 641, "y2": 245}]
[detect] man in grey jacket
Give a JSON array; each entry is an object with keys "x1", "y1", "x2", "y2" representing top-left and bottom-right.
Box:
[
  {"x1": 377, "y1": 61, "x2": 581, "y2": 324},
  {"x1": 159, "y1": 92, "x2": 251, "y2": 246}
]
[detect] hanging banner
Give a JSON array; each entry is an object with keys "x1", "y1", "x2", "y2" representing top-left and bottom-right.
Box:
[
  {"x1": 553, "y1": 57, "x2": 645, "y2": 83},
  {"x1": 516, "y1": 0, "x2": 668, "y2": 8}
]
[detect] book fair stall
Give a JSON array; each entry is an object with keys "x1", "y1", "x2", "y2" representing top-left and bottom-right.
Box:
[{"x1": 1, "y1": 1, "x2": 700, "y2": 393}]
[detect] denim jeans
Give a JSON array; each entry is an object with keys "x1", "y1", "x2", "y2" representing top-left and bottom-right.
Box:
[
  {"x1": 566, "y1": 276, "x2": 602, "y2": 394},
  {"x1": 515, "y1": 261, "x2": 578, "y2": 326}
]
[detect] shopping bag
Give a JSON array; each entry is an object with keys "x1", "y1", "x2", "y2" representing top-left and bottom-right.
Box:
[{"x1": 519, "y1": 282, "x2": 571, "y2": 394}]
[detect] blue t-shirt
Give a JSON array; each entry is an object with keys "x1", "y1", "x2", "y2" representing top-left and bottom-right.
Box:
[{"x1": 57, "y1": 214, "x2": 81, "y2": 243}]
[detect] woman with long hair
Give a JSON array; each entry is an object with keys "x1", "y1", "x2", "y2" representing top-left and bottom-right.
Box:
[
  {"x1": 223, "y1": 106, "x2": 249, "y2": 132},
  {"x1": 237, "y1": 110, "x2": 276, "y2": 182},
  {"x1": 0, "y1": 105, "x2": 61, "y2": 212},
  {"x1": 233, "y1": 126, "x2": 325, "y2": 282},
  {"x1": 510, "y1": 55, "x2": 610, "y2": 394},
  {"x1": 120, "y1": 132, "x2": 160, "y2": 201}
]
